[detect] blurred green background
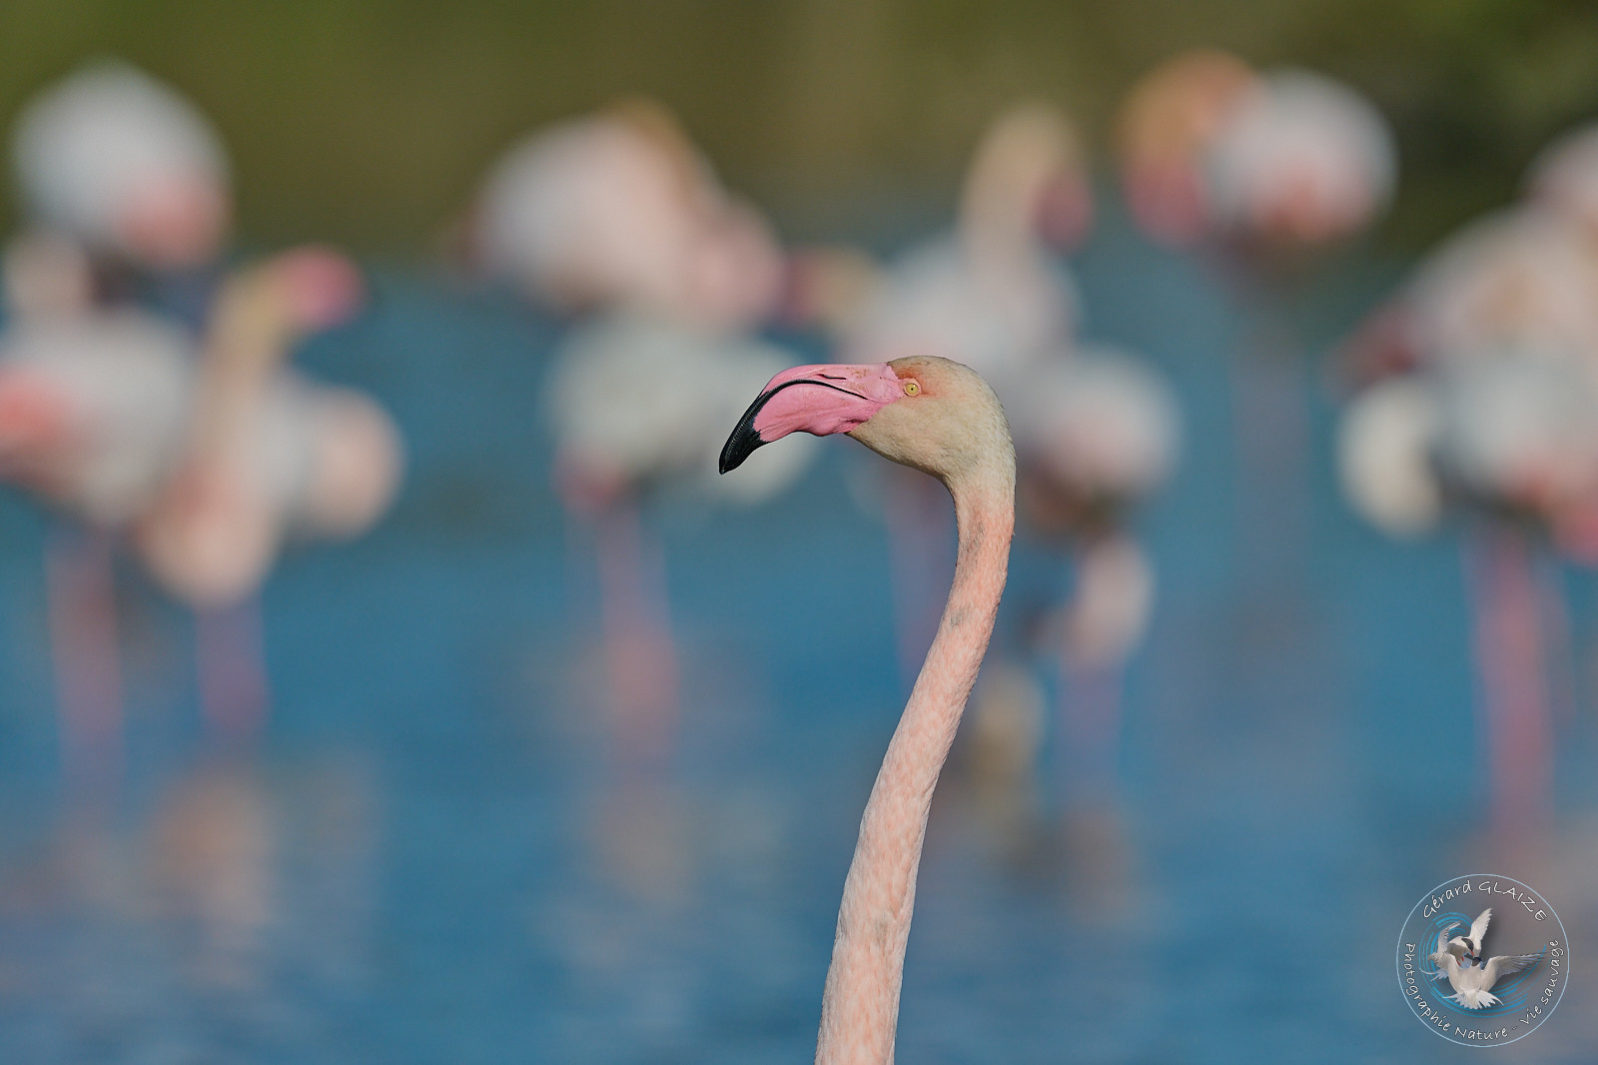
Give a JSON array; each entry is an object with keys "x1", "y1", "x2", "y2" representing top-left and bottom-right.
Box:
[{"x1": 1, "y1": 0, "x2": 1597, "y2": 251}]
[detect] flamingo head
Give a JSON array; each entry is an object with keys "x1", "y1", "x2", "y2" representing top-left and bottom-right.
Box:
[
  {"x1": 962, "y1": 103, "x2": 1093, "y2": 256},
  {"x1": 720, "y1": 356, "x2": 1013, "y2": 488},
  {"x1": 261, "y1": 246, "x2": 366, "y2": 332},
  {"x1": 719, "y1": 362, "x2": 903, "y2": 473},
  {"x1": 212, "y1": 246, "x2": 366, "y2": 351}
]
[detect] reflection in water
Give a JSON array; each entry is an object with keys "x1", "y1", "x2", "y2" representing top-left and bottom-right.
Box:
[
  {"x1": 0, "y1": 753, "x2": 381, "y2": 1060},
  {"x1": 149, "y1": 762, "x2": 277, "y2": 988}
]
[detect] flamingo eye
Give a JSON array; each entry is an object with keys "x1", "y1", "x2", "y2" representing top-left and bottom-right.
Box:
[{"x1": 902, "y1": 380, "x2": 921, "y2": 397}]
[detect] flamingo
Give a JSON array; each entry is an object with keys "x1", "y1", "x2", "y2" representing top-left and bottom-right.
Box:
[
  {"x1": 1122, "y1": 60, "x2": 1396, "y2": 595},
  {"x1": 1118, "y1": 58, "x2": 1397, "y2": 258},
  {"x1": 134, "y1": 248, "x2": 403, "y2": 733},
  {"x1": 483, "y1": 102, "x2": 805, "y2": 758},
  {"x1": 0, "y1": 246, "x2": 399, "y2": 748},
  {"x1": 1338, "y1": 345, "x2": 1598, "y2": 830},
  {"x1": 10, "y1": 60, "x2": 231, "y2": 281},
  {"x1": 1201, "y1": 69, "x2": 1397, "y2": 257},
  {"x1": 720, "y1": 355, "x2": 1013, "y2": 1065},
  {"x1": 844, "y1": 103, "x2": 1086, "y2": 683},
  {"x1": 0, "y1": 237, "x2": 195, "y2": 781},
  {"x1": 1008, "y1": 347, "x2": 1179, "y2": 794},
  {"x1": 472, "y1": 100, "x2": 784, "y2": 332},
  {"x1": 5, "y1": 60, "x2": 231, "y2": 772},
  {"x1": 547, "y1": 310, "x2": 813, "y2": 760},
  {"x1": 1336, "y1": 124, "x2": 1598, "y2": 830},
  {"x1": 1116, "y1": 50, "x2": 1259, "y2": 247},
  {"x1": 847, "y1": 102, "x2": 1087, "y2": 397}
]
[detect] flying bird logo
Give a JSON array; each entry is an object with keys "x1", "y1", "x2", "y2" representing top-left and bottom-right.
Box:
[{"x1": 1428, "y1": 907, "x2": 1543, "y2": 1009}]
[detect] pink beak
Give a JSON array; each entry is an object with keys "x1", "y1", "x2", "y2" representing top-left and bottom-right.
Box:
[{"x1": 720, "y1": 362, "x2": 902, "y2": 473}]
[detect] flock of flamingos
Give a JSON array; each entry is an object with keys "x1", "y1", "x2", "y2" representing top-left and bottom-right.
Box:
[{"x1": 4, "y1": 47, "x2": 1598, "y2": 1061}]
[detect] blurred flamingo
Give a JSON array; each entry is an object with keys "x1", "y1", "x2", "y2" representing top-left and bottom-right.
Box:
[
  {"x1": 719, "y1": 355, "x2": 1013, "y2": 1065},
  {"x1": 0, "y1": 245, "x2": 400, "y2": 754},
  {"x1": 1337, "y1": 136, "x2": 1598, "y2": 831},
  {"x1": 1009, "y1": 347, "x2": 1179, "y2": 795},
  {"x1": 1339, "y1": 343, "x2": 1598, "y2": 830},
  {"x1": 472, "y1": 101, "x2": 784, "y2": 332},
  {"x1": 480, "y1": 102, "x2": 807, "y2": 759},
  {"x1": 547, "y1": 311, "x2": 813, "y2": 761},
  {"x1": 1202, "y1": 69, "x2": 1397, "y2": 260},
  {"x1": 1117, "y1": 50, "x2": 1259, "y2": 248},
  {"x1": 1123, "y1": 57, "x2": 1396, "y2": 590},
  {"x1": 844, "y1": 102, "x2": 1088, "y2": 681},
  {"x1": 3, "y1": 60, "x2": 234, "y2": 775},
  {"x1": 0, "y1": 236, "x2": 194, "y2": 781},
  {"x1": 135, "y1": 248, "x2": 403, "y2": 734}
]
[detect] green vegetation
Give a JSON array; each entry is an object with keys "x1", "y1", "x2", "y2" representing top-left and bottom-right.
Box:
[{"x1": 3, "y1": 0, "x2": 1596, "y2": 252}]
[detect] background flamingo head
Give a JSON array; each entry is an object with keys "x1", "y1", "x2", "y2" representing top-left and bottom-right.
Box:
[
  {"x1": 213, "y1": 246, "x2": 366, "y2": 349},
  {"x1": 1115, "y1": 49, "x2": 1259, "y2": 246},
  {"x1": 268, "y1": 246, "x2": 366, "y2": 332},
  {"x1": 961, "y1": 102, "x2": 1092, "y2": 257}
]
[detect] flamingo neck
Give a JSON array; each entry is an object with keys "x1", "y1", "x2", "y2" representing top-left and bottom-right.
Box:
[
  {"x1": 192, "y1": 285, "x2": 292, "y2": 456},
  {"x1": 816, "y1": 475, "x2": 1013, "y2": 1065}
]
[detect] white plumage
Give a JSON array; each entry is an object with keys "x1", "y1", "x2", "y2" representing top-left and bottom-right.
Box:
[
  {"x1": 1406, "y1": 207, "x2": 1598, "y2": 370},
  {"x1": 1434, "y1": 347, "x2": 1598, "y2": 516},
  {"x1": 1204, "y1": 69, "x2": 1397, "y2": 246},
  {"x1": 0, "y1": 308, "x2": 194, "y2": 525},
  {"x1": 1011, "y1": 348, "x2": 1180, "y2": 513},
  {"x1": 11, "y1": 61, "x2": 230, "y2": 267},
  {"x1": 474, "y1": 105, "x2": 783, "y2": 330},
  {"x1": 845, "y1": 103, "x2": 1086, "y2": 403},
  {"x1": 476, "y1": 113, "x2": 701, "y2": 311},
  {"x1": 546, "y1": 312, "x2": 814, "y2": 509},
  {"x1": 1336, "y1": 378, "x2": 1442, "y2": 537},
  {"x1": 1525, "y1": 122, "x2": 1598, "y2": 236}
]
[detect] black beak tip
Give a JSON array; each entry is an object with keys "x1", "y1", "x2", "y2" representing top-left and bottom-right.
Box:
[
  {"x1": 718, "y1": 425, "x2": 764, "y2": 474},
  {"x1": 719, "y1": 389, "x2": 773, "y2": 474}
]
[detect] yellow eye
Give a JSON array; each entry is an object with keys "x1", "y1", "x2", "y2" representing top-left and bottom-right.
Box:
[{"x1": 902, "y1": 380, "x2": 921, "y2": 397}]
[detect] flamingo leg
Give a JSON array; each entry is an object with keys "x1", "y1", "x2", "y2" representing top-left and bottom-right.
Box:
[
  {"x1": 1466, "y1": 529, "x2": 1553, "y2": 835},
  {"x1": 195, "y1": 598, "x2": 271, "y2": 743},
  {"x1": 44, "y1": 526, "x2": 124, "y2": 788},
  {"x1": 1230, "y1": 274, "x2": 1312, "y2": 591},
  {"x1": 1059, "y1": 659, "x2": 1125, "y2": 801},
  {"x1": 1054, "y1": 537, "x2": 1151, "y2": 801},
  {"x1": 593, "y1": 500, "x2": 679, "y2": 763}
]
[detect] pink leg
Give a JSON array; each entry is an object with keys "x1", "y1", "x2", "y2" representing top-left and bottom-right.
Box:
[
  {"x1": 593, "y1": 501, "x2": 679, "y2": 763},
  {"x1": 196, "y1": 599, "x2": 271, "y2": 743},
  {"x1": 1228, "y1": 270, "x2": 1311, "y2": 588},
  {"x1": 1466, "y1": 529, "x2": 1553, "y2": 834},
  {"x1": 45, "y1": 528, "x2": 124, "y2": 788},
  {"x1": 1059, "y1": 660, "x2": 1124, "y2": 798}
]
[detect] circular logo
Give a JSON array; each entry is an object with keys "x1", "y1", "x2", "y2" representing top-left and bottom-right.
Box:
[{"x1": 1395, "y1": 873, "x2": 1568, "y2": 1046}]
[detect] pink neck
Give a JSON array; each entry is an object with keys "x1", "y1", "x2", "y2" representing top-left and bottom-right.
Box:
[{"x1": 816, "y1": 476, "x2": 1013, "y2": 1065}]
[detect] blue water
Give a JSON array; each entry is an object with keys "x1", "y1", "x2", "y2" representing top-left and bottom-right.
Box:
[{"x1": 1, "y1": 209, "x2": 1596, "y2": 1063}]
